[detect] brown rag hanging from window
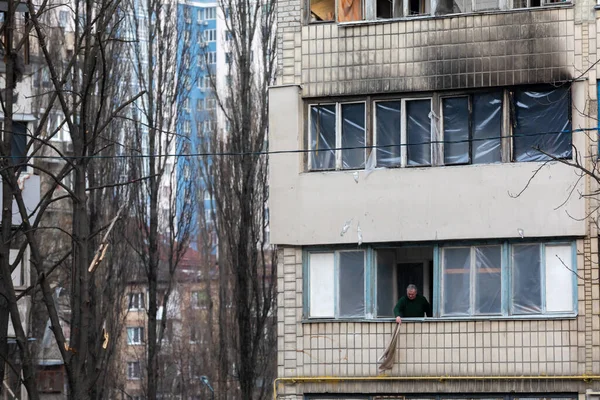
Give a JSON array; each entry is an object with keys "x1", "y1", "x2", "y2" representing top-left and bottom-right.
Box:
[{"x1": 378, "y1": 324, "x2": 400, "y2": 371}]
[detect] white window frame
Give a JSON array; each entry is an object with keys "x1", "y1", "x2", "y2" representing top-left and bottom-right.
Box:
[
  {"x1": 127, "y1": 327, "x2": 144, "y2": 345},
  {"x1": 10, "y1": 247, "x2": 30, "y2": 289},
  {"x1": 307, "y1": 101, "x2": 367, "y2": 171},
  {"x1": 372, "y1": 97, "x2": 433, "y2": 168},
  {"x1": 127, "y1": 361, "x2": 141, "y2": 380},
  {"x1": 204, "y1": 29, "x2": 216, "y2": 42},
  {"x1": 205, "y1": 7, "x2": 216, "y2": 19},
  {"x1": 128, "y1": 292, "x2": 145, "y2": 310}
]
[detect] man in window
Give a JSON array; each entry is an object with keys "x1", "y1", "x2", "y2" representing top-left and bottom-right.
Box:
[{"x1": 394, "y1": 284, "x2": 431, "y2": 323}]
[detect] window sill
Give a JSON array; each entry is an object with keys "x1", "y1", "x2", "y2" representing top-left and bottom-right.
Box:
[
  {"x1": 302, "y1": 314, "x2": 577, "y2": 323},
  {"x1": 330, "y1": 3, "x2": 572, "y2": 27}
]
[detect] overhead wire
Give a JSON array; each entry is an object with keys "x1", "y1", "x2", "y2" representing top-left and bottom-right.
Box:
[{"x1": 3, "y1": 126, "x2": 598, "y2": 160}]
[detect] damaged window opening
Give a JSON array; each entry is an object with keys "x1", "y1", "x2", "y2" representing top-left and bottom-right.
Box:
[
  {"x1": 308, "y1": 0, "x2": 567, "y2": 22},
  {"x1": 442, "y1": 92, "x2": 502, "y2": 165},
  {"x1": 307, "y1": 84, "x2": 571, "y2": 172},
  {"x1": 305, "y1": 241, "x2": 575, "y2": 320},
  {"x1": 512, "y1": 86, "x2": 572, "y2": 162},
  {"x1": 374, "y1": 98, "x2": 432, "y2": 167},
  {"x1": 309, "y1": 102, "x2": 366, "y2": 171}
]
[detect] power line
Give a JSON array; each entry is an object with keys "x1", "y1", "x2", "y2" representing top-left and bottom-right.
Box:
[{"x1": 5, "y1": 127, "x2": 599, "y2": 160}]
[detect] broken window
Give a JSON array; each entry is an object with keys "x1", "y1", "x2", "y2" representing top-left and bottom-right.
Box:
[
  {"x1": 338, "y1": 0, "x2": 363, "y2": 21},
  {"x1": 307, "y1": 241, "x2": 575, "y2": 320},
  {"x1": 441, "y1": 245, "x2": 502, "y2": 316},
  {"x1": 375, "y1": 101, "x2": 401, "y2": 167},
  {"x1": 309, "y1": 104, "x2": 336, "y2": 170},
  {"x1": 310, "y1": 0, "x2": 335, "y2": 21},
  {"x1": 406, "y1": 99, "x2": 432, "y2": 166},
  {"x1": 512, "y1": 86, "x2": 571, "y2": 162},
  {"x1": 376, "y1": 0, "x2": 403, "y2": 18},
  {"x1": 308, "y1": 250, "x2": 365, "y2": 318},
  {"x1": 309, "y1": 102, "x2": 366, "y2": 171},
  {"x1": 442, "y1": 92, "x2": 502, "y2": 165}
]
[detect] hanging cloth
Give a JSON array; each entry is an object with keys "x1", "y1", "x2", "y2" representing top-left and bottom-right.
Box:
[{"x1": 378, "y1": 324, "x2": 400, "y2": 371}]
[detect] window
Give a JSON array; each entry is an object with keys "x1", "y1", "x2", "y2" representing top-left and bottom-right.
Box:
[
  {"x1": 191, "y1": 290, "x2": 209, "y2": 308},
  {"x1": 374, "y1": 99, "x2": 432, "y2": 167},
  {"x1": 196, "y1": 8, "x2": 203, "y2": 23},
  {"x1": 512, "y1": 86, "x2": 571, "y2": 162},
  {"x1": 183, "y1": 7, "x2": 191, "y2": 23},
  {"x1": 37, "y1": 366, "x2": 64, "y2": 393},
  {"x1": 58, "y1": 10, "x2": 69, "y2": 28},
  {"x1": 309, "y1": 102, "x2": 366, "y2": 171},
  {"x1": 206, "y1": 98, "x2": 216, "y2": 110},
  {"x1": 197, "y1": 98, "x2": 205, "y2": 111},
  {"x1": 309, "y1": 85, "x2": 572, "y2": 172},
  {"x1": 306, "y1": 241, "x2": 576, "y2": 320},
  {"x1": 441, "y1": 92, "x2": 502, "y2": 165},
  {"x1": 128, "y1": 292, "x2": 145, "y2": 310},
  {"x1": 183, "y1": 120, "x2": 191, "y2": 135},
  {"x1": 183, "y1": 98, "x2": 190, "y2": 112},
  {"x1": 308, "y1": 250, "x2": 365, "y2": 318},
  {"x1": 205, "y1": 7, "x2": 216, "y2": 19},
  {"x1": 127, "y1": 327, "x2": 144, "y2": 345},
  {"x1": 204, "y1": 29, "x2": 216, "y2": 42},
  {"x1": 3, "y1": 121, "x2": 29, "y2": 174},
  {"x1": 207, "y1": 51, "x2": 216, "y2": 64},
  {"x1": 309, "y1": 0, "x2": 565, "y2": 22},
  {"x1": 225, "y1": 30, "x2": 232, "y2": 41},
  {"x1": 225, "y1": 52, "x2": 232, "y2": 64},
  {"x1": 10, "y1": 247, "x2": 29, "y2": 288},
  {"x1": 127, "y1": 361, "x2": 141, "y2": 380}
]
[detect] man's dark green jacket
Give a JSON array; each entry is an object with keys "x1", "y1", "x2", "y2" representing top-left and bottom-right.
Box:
[{"x1": 393, "y1": 294, "x2": 432, "y2": 318}]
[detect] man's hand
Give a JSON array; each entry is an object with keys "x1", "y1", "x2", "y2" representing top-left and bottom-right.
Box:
[{"x1": 395, "y1": 316, "x2": 401, "y2": 324}]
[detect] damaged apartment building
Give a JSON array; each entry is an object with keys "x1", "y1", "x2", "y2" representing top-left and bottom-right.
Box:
[{"x1": 269, "y1": 0, "x2": 600, "y2": 398}]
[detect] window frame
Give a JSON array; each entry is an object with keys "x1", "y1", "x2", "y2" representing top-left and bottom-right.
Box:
[
  {"x1": 127, "y1": 361, "x2": 142, "y2": 380},
  {"x1": 128, "y1": 292, "x2": 145, "y2": 310},
  {"x1": 305, "y1": 248, "x2": 368, "y2": 319},
  {"x1": 307, "y1": 85, "x2": 571, "y2": 173},
  {"x1": 127, "y1": 326, "x2": 144, "y2": 345},
  {"x1": 303, "y1": 240, "x2": 577, "y2": 321},
  {"x1": 307, "y1": 0, "x2": 570, "y2": 24},
  {"x1": 307, "y1": 101, "x2": 367, "y2": 171}
]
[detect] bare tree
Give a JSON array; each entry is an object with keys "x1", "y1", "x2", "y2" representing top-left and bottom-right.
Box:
[
  {"x1": 0, "y1": 0, "x2": 140, "y2": 397},
  {"x1": 199, "y1": 0, "x2": 278, "y2": 398},
  {"x1": 120, "y1": 0, "x2": 199, "y2": 398}
]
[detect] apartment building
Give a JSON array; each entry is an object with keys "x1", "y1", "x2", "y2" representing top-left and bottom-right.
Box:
[{"x1": 269, "y1": 0, "x2": 600, "y2": 398}]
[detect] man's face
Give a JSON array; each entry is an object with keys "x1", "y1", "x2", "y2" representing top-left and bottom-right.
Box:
[{"x1": 407, "y1": 289, "x2": 417, "y2": 300}]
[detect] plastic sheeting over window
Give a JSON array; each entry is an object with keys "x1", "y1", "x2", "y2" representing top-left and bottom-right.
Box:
[
  {"x1": 511, "y1": 244, "x2": 542, "y2": 314},
  {"x1": 310, "y1": 104, "x2": 336, "y2": 170},
  {"x1": 339, "y1": 251, "x2": 365, "y2": 317},
  {"x1": 545, "y1": 245, "x2": 574, "y2": 312},
  {"x1": 375, "y1": 101, "x2": 401, "y2": 167},
  {"x1": 341, "y1": 103, "x2": 366, "y2": 169},
  {"x1": 513, "y1": 86, "x2": 572, "y2": 162},
  {"x1": 442, "y1": 93, "x2": 502, "y2": 165},
  {"x1": 406, "y1": 99, "x2": 432, "y2": 166},
  {"x1": 442, "y1": 247, "x2": 471, "y2": 315},
  {"x1": 443, "y1": 97, "x2": 469, "y2": 165},
  {"x1": 472, "y1": 92, "x2": 502, "y2": 164},
  {"x1": 442, "y1": 245, "x2": 502, "y2": 316}
]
